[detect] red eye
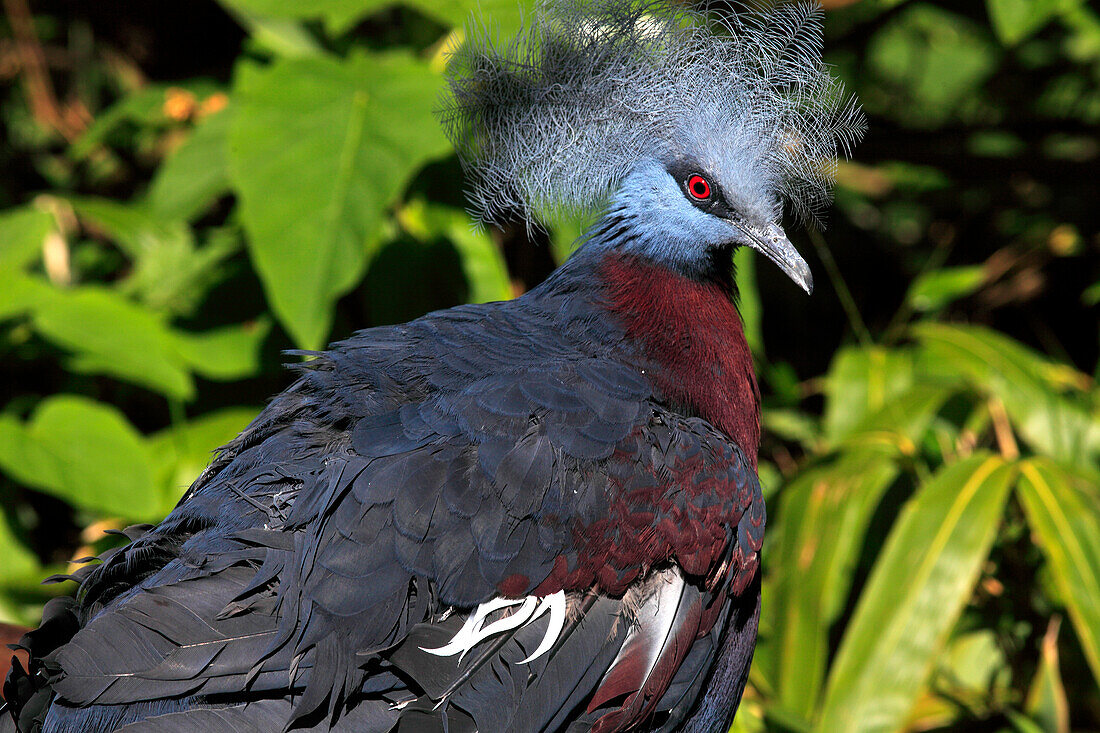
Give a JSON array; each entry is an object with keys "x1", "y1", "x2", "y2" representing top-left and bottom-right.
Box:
[{"x1": 687, "y1": 174, "x2": 711, "y2": 200}]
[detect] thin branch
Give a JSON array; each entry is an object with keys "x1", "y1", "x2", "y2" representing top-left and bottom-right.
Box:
[{"x1": 3, "y1": 0, "x2": 84, "y2": 139}]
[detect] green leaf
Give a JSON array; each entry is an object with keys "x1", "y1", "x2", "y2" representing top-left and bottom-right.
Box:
[
  {"x1": 734, "y1": 245, "x2": 764, "y2": 356},
  {"x1": 148, "y1": 407, "x2": 258, "y2": 513},
  {"x1": 0, "y1": 503, "x2": 40, "y2": 624},
  {"x1": 816, "y1": 453, "x2": 1015, "y2": 733},
  {"x1": 0, "y1": 397, "x2": 159, "y2": 520},
  {"x1": 225, "y1": 10, "x2": 325, "y2": 58},
  {"x1": 218, "y1": 0, "x2": 392, "y2": 35},
  {"x1": 147, "y1": 107, "x2": 233, "y2": 221},
  {"x1": 398, "y1": 201, "x2": 512, "y2": 304},
  {"x1": 823, "y1": 345, "x2": 916, "y2": 444},
  {"x1": 987, "y1": 0, "x2": 1064, "y2": 45},
  {"x1": 866, "y1": 5, "x2": 999, "y2": 126},
  {"x1": 906, "y1": 265, "x2": 985, "y2": 312},
  {"x1": 1024, "y1": 616, "x2": 1070, "y2": 733},
  {"x1": 0, "y1": 413, "x2": 66, "y2": 492},
  {"x1": 769, "y1": 450, "x2": 900, "y2": 717},
  {"x1": 173, "y1": 318, "x2": 272, "y2": 382},
  {"x1": 67, "y1": 196, "x2": 226, "y2": 316},
  {"x1": 218, "y1": 0, "x2": 529, "y2": 35},
  {"x1": 70, "y1": 81, "x2": 224, "y2": 160},
  {"x1": 914, "y1": 323, "x2": 1100, "y2": 472},
  {"x1": 31, "y1": 285, "x2": 195, "y2": 400},
  {"x1": 228, "y1": 51, "x2": 451, "y2": 348},
  {"x1": 1017, "y1": 458, "x2": 1100, "y2": 689},
  {"x1": 0, "y1": 273, "x2": 51, "y2": 320},
  {"x1": 838, "y1": 385, "x2": 954, "y2": 455},
  {"x1": 0, "y1": 467, "x2": 44, "y2": 588},
  {"x1": 0, "y1": 206, "x2": 54, "y2": 274}
]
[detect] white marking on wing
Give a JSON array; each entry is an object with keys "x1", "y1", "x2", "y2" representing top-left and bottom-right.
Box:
[
  {"x1": 420, "y1": 591, "x2": 568, "y2": 664},
  {"x1": 519, "y1": 591, "x2": 566, "y2": 663}
]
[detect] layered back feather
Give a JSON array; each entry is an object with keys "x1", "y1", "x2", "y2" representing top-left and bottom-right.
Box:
[{"x1": 442, "y1": 0, "x2": 865, "y2": 225}]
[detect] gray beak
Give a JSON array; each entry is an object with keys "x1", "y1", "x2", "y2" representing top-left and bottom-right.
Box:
[{"x1": 735, "y1": 220, "x2": 813, "y2": 295}]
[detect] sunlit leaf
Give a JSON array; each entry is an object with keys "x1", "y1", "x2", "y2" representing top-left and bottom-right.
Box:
[
  {"x1": 838, "y1": 385, "x2": 953, "y2": 458},
  {"x1": 0, "y1": 273, "x2": 51, "y2": 320},
  {"x1": 1025, "y1": 616, "x2": 1070, "y2": 733},
  {"x1": 147, "y1": 107, "x2": 233, "y2": 221},
  {"x1": 229, "y1": 50, "x2": 450, "y2": 348},
  {"x1": 987, "y1": 0, "x2": 1065, "y2": 45},
  {"x1": 1017, "y1": 458, "x2": 1100, "y2": 689},
  {"x1": 218, "y1": 0, "x2": 529, "y2": 35},
  {"x1": 734, "y1": 245, "x2": 764, "y2": 356},
  {"x1": 915, "y1": 323, "x2": 1100, "y2": 473},
  {"x1": 822, "y1": 345, "x2": 916, "y2": 444},
  {"x1": 906, "y1": 265, "x2": 985, "y2": 312},
  {"x1": 148, "y1": 407, "x2": 259, "y2": 513},
  {"x1": 866, "y1": 5, "x2": 999, "y2": 126},
  {"x1": 816, "y1": 453, "x2": 1015, "y2": 733},
  {"x1": 32, "y1": 285, "x2": 195, "y2": 400},
  {"x1": 397, "y1": 201, "x2": 512, "y2": 304},
  {"x1": 173, "y1": 318, "x2": 272, "y2": 382},
  {"x1": 0, "y1": 397, "x2": 159, "y2": 520},
  {"x1": 769, "y1": 450, "x2": 899, "y2": 717},
  {"x1": 0, "y1": 206, "x2": 54, "y2": 274}
]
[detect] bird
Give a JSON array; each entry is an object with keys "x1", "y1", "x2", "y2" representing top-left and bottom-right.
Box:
[{"x1": 2, "y1": 0, "x2": 862, "y2": 731}]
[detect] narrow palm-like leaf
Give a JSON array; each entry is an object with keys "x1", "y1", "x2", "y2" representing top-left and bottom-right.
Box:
[
  {"x1": 1018, "y1": 458, "x2": 1100, "y2": 689},
  {"x1": 770, "y1": 450, "x2": 899, "y2": 717},
  {"x1": 815, "y1": 453, "x2": 1015, "y2": 733}
]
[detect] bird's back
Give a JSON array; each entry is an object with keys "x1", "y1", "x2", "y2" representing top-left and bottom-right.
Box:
[{"x1": 5, "y1": 246, "x2": 764, "y2": 733}]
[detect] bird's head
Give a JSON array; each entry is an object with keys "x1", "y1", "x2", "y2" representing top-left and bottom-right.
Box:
[{"x1": 442, "y1": 0, "x2": 864, "y2": 294}]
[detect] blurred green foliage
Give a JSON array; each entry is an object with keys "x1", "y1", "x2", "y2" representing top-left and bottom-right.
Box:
[{"x1": 0, "y1": 0, "x2": 1098, "y2": 731}]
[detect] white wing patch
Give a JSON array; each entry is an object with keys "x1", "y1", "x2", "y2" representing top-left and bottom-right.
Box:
[{"x1": 420, "y1": 591, "x2": 567, "y2": 664}]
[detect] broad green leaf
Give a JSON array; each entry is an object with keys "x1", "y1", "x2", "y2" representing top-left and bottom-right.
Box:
[
  {"x1": 218, "y1": 0, "x2": 528, "y2": 35},
  {"x1": 148, "y1": 407, "x2": 259, "y2": 513},
  {"x1": 32, "y1": 285, "x2": 195, "y2": 400},
  {"x1": 173, "y1": 318, "x2": 272, "y2": 382},
  {"x1": 0, "y1": 273, "x2": 51, "y2": 320},
  {"x1": 224, "y1": 9, "x2": 325, "y2": 58},
  {"x1": 866, "y1": 5, "x2": 999, "y2": 126},
  {"x1": 915, "y1": 323, "x2": 1100, "y2": 472},
  {"x1": 0, "y1": 206, "x2": 54, "y2": 274},
  {"x1": 1017, "y1": 458, "x2": 1100, "y2": 688},
  {"x1": 823, "y1": 345, "x2": 915, "y2": 444},
  {"x1": 987, "y1": 0, "x2": 1065, "y2": 45},
  {"x1": 0, "y1": 501, "x2": 42, "y2": 624},
  {"x1": 769, "y1": 450, "x2": 899, "y2": 717},
  {"x1": 218, "y1": 0, "x2": 394, "y2": 34},
  {"x1": 147, "y1": 107, "x2": 233, "y2": 221},
  {"x1": 229, "y1": 51, "x2": 450, "y2": 348},
  {"x1": 0, "y1": 414, "x2": 66, "y2": 492},
  {"x1": 397, "y1": 202, "x2": 512, "y2": 303},
  {"x1": 906, "y1": 265, "x2": 985, "y2": 312},
  {"x1": 0, "y1": 397, "x2": 159, "y2": 520},
  {"x1": 816, "y1": 453, "x2": 1015, "y2": 733}
]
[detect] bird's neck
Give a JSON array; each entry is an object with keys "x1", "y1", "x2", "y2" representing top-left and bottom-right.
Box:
[{"x1": 596, "y1": 250, "x2": 761, "y2": 464}]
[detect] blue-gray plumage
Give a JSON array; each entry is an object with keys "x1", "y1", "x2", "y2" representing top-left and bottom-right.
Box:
[{"x1": 2, "y1": 1, "x2": 861, "y2": 731}]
